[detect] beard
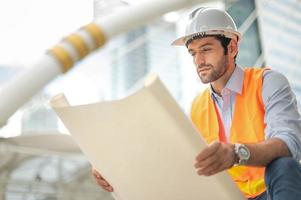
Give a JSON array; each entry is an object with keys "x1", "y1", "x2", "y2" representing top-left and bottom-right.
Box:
[{"x1": 197, "y1": 55, "x2": 228, "y2": 84}]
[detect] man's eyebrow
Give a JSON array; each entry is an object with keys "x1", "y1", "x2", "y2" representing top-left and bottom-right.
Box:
[{"x1": 188, "y1": 42, "x2": 214, "y2": 53}]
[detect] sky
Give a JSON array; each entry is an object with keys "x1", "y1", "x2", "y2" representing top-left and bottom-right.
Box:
[
  {"x1": 0, "y1": 0, "x2": 94, "y2": 68},
  {"x1": 0, "y1": 0, "x2": 95, "y2": 137}
]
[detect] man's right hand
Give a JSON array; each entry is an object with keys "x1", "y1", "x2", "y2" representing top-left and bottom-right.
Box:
[{"x1": 92, "y1": 168, "x2": 114, "y2": 192}]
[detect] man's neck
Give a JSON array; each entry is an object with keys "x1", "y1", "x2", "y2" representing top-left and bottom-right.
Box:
[{"x1": 211, "y1": 65, "x2": 236, "y2": 96}]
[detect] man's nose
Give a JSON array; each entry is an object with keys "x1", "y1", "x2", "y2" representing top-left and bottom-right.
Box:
[{"x1": 194, "y1": 53, "x2": 205, "y2": 66}]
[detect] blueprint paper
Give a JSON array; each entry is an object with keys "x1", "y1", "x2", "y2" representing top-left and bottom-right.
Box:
[{"x1": 50, "y1": 74, "x2": 245, "y2": 200}]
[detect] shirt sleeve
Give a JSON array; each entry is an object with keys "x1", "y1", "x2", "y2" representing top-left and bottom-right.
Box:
[{"x1": 262, "y1": 70, "x2": 301, "y2": 161}]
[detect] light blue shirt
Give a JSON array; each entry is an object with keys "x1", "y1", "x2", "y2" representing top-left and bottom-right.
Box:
[{"x1": 210, "y1": 66, "x2": 301, "y2": 160}]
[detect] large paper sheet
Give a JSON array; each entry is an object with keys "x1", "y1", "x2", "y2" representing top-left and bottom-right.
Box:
[{"x1": 51, "y1": 74, "x2": 245, "y2": 200}]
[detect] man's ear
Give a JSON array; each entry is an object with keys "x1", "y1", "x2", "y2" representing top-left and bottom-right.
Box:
[{"x1": 228, "y1": 39, "x2": 238, "y2": 58}]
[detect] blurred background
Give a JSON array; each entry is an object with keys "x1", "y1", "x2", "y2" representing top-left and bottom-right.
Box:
[{"x1": 0, "y1": 0, "x2": 300, "y2": 199}]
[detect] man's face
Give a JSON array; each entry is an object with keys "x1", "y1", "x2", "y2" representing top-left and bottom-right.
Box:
[{"x1": 187, "y1": 36, "x2": 229, "y2": 84}]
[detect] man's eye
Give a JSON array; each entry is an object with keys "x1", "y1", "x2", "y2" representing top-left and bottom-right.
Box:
[
  {"x1": 203, "y1": 48, "x2": 211, "y2": 51},
  {"x1": 190, "y1": 53, "x2": 196, "y2": 57}
]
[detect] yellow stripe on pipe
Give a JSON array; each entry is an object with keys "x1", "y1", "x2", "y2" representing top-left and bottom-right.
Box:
[
  {"x1": 65, "y1": 34, "x2": 89, "y2": 59},
  {"x1": 49, "y1": 45, "x2": 74, "y2": 73},
  {"x1": 48, "y1": 23, "x2": 106, "y2": 73},
  {"x1": 84, "y1": 23, "x2": 106, "y2": 49}
]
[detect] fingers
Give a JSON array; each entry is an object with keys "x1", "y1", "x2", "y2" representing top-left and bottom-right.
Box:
[
  {"x1": 195, "y1": 142, "x2": 235, "y2": 176},
  {"x1": 195, "y1": 152, "x2": 219, "y2": 175},
  {"x1": 196, "y1": 141, "x2": 220, "y2": 162},
  {"x1": 91, "y1": 168, "x2": 114, "y2": 192},
  {"x1": 194, "y1": 150, "x2": 216, "y2": 168},
  {"x1": 92, "y1": 168, "x2": 103, "y2": 179},
  {"x1": 197, "y1": 159, "x2": 224, "y2": 176},
  {"x1": 96, "y1": 179, "x2": 113, "y2": 192},
  {"x1": 195, "y1": 144, "x2": 222, "y2": 176}
]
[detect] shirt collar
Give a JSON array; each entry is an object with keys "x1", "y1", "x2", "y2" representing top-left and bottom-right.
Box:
[{"x1": 210, "y1": 66, "x2": 244, "y2": 97}]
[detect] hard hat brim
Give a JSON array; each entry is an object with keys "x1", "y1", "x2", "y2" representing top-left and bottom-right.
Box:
[{"x1": 171, "y1": 30, "x2": 241, "y2": 46}]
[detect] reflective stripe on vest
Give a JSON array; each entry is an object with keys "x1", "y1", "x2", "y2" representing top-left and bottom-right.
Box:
[{"x1": 191, "y1": 67, "x2": 269, "y2": 198}]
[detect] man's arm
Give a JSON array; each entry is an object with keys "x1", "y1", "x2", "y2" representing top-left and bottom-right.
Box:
[
  {"x1": 262, "y1": 70, "x2": 301, "y2": 161},
  {"x1": 244, "y1": 138, "x2": 290, "y2": 166},
  {"x1": 194, "y1": 138, "x2": 290, "y2": 176},
  {"x1": 195, "y1": 70, "x2": 301, "y2": 176}
]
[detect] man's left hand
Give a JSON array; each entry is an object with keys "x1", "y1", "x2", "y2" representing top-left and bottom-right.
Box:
[{"x1": 194, "y1": 141, "x2": 237, "y2": 176}]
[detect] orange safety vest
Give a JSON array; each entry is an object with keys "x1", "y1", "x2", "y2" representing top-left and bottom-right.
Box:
[{"x1": 191, "y1": 67, "x2": 268, "y2": 198}]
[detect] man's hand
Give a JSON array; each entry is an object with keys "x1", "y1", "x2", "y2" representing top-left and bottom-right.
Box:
[
  {"x1": 194, "y1": 141, "x2": 237, "y2": 176},
  {"x1": 92, "y1": 168, "x2": 114, "y2": 192}
]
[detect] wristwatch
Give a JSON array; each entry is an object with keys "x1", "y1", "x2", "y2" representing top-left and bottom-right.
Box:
[{"x1": 234, "y1": 143, "x2": 250, "y2": 165}]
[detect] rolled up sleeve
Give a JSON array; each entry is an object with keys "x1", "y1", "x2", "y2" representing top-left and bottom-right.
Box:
[{"x1": 262, "y1": 70, "x2": 301, "y2": 161}]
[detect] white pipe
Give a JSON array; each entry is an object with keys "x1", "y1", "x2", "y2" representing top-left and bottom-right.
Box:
[
  {"x1": 98, "y1": 0, "x2": 200, "y2": 38},
  {"x1": 0, "y1": 55, "x2": 62, "y2": 125},
  {"x1": 0, "y1": 0, "x2": 204, "y2": 126}
]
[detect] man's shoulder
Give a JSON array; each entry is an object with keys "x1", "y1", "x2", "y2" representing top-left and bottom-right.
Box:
[
  {"x1": 242, "y1": 67, "x2": 288, "y2": 84},
  {"x1": 262, "y1": 69, "x2": 289, "y2": 85},
  {"x1": 243, "y1": 67, "x2": 286, "y2": 78},
  {"x1": 261, "y1": 68, "x2": 292, "y2": 102},
  {"x1": 190, "y1": 87, "x2": 211, "y2": 117},
  {"x1": 243, "y1": 66, "x2": 270, "y2": 73},
  {"x1": 192, "y1": 88, "x2": 210, "y2": 106}
]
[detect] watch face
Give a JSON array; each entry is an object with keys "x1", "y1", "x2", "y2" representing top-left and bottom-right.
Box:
[
  {"x1": 240, "y1": 148, "x2": 249, "y2": 158},
  {"x1": 238, "y1": 145, "x2": 250, "y2": 160},
  {"x1": 235, "y1": 144, "x2": 250, "y2": 165}
]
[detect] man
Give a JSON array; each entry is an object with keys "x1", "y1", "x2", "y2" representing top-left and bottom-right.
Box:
[{"x1": 93, "y1": 7, "x2": 301, "y2": 200}]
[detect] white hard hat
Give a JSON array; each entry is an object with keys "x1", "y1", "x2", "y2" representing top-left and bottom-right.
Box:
[{"x1": 172, "y1": 7, "x2": 241, "y2": 46}]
